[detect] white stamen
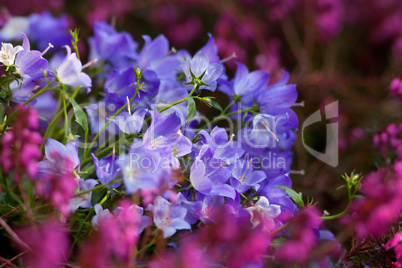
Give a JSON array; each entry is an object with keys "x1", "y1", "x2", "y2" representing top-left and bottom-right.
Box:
[
  {"x1": 292, "y1": 101, "x2": 305, "y2": 107},
  {"x1": 220, "y1": 52, "x2": 237, "y2": 63},
  {"x1": 41, "y1": 43, "x2": 54, "y2": 56},
  {"x1": 82, "y1": 58, "x2": 98, "y2": 69},
  {"x1": 126, "y1": 96, "x2": 131, "y2": 114},
  {"x1": 289, "y1": 169, "x2": 305, "y2": 175}
]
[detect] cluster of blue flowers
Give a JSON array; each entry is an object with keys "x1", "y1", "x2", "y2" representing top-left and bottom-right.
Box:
[{"x1": 0, "y1": 14, "x2": 300, "y2": 239}]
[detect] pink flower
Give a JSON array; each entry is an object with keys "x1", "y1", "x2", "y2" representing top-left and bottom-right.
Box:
[
  {"x1": 344, "y1": 162, "x2": 402, "y2": 240},
  {"x1": 18, "y1": 218, "x2": 69, "y2": 268},
  {"x1": 385, "y1": 232, "x2": 402, "y2": 267},
  {"x1": 0, "y1": 105, "x2": 42, "y2": 182},
  {"x1": 275, "y1": 206, "x2": 322, "y2": 265}
]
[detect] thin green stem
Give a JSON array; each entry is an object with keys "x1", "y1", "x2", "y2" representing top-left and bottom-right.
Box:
[
  {"x1": 62, "y1": 85, "x2": 69, "y2": 139},
  {"x1": 41, "y1": 86, "x2": 81, "y2": 150},
  {"x1": 23, "y1": 81, "x2": 55, "y2": 105},
  {"x1": 74, "y1": 178, "x2": 123, "y2": 196},
  {"x1": 158, "y1": 84, "x2": 197, "y2": 113},
  {"x1": 84, "y1": 78, "x2": 144, "y2": 159}
]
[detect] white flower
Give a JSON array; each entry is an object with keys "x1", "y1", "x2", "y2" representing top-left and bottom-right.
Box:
[{"x1": 0, "y1": 42, "x2": 23, "y2": 66}]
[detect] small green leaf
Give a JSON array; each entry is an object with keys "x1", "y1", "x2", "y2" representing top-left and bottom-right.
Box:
[
  {"x1": 186, "y1": 97, "x2": 196, "y2": 122},
  {"x1": 276, "y1": 186, "x2": 304, "y2": 208},
  {"x1": 69, "y1": 98, "x2": 88, "y2": 131},
  {"x1": 210, "y1": 100, "x2": 223, "y2": 111},
  {"x1": 91, "y1": 188, "x2": 107, "y2": 206}
]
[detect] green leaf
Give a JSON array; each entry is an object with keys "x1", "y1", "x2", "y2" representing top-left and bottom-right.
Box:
[
  {"x1": 69, "y1": 98, "x2": 88, "y2": 131},
  {"x1": 186, "y1": 97, "x2": 196, "y2": 122},
  {"x1": 91, "y1": 188, "x2": 107, "y2": 206},
  {"x1": 210, "y1": 100, "x2": 223, "y2": 111},
  {"x1": 276, "y1": 186, "x2": 304, "y2": 208}
]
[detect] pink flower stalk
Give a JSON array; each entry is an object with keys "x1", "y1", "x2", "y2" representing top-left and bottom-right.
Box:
[
  {"x1": 373, "y1": 123, "x2": 402, "y2": 159},
  {"x1": 385, "y1": 232, "x2": 402, "y2": 267},
  {"x1": 0, "y1": 105, "x2": 42, "y2": 183},
  {"x1": 275, "y1": 206, "x2": 322, "y2": 265},
  {"x1": 151, "y1": 205, "x2": 272, "y2": 268},
  {"x1": 344, "y1": 162, "x2": 402, "y2": 240},
  {"x1": 389, "y1": 78, "x2": 402, "y2": 99},
  {"x1": 35, "y1": 152, "x2": 78, "y2": 217},
  {"x1": 18, "y1": 218, "x2": 69, "y2": 268},
  {"x1": 315, "y1": 0, "x2": 344, "y2": 41},
  {"x1": 80, "y1": 199, "x2": 140, "y2": 267}
]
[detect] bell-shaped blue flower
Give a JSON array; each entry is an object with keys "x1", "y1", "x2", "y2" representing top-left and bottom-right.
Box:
[{"x1": 56, "y1": 46, "x2": 91, "y2": 89}]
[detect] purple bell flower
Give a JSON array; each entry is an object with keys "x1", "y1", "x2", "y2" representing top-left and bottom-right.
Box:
[
  {"x1": 148, "y1": 196, "x2": 191, "y2": 238},
  {"x1": 15, "y1": 33, "x2": 48, "y2": 81},
  {"x1": 56, "y1": 45, "x2": 91, "y2": 89}
]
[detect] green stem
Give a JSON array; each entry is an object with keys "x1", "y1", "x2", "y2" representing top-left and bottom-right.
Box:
[
  {"x1": 221, "y1": 100, "x2": 236, "y2": 115},
  {"x1": 62, "y1": 85, "x2": 69, "y2": 139},
  {"x1": 2, "y1": 81, "x2": 56, "y2": 134},
  {"x1": 69, "y1": 209, "x2": 94, "y2": 256},
  {"x1": 23, "y1": 81, "x2": 55, "y2": 105},
  {"x1": 74, "y1": 178, "x2": 123, "y2": 196},
  {"x1": 41, "y1": 86, "x2": 81, "y2": 150},
  {"x1": 158, "y1": 84, "x2": 197, "y2": 113},
  {"x1": 84, "y1": 78, "x2": 144, "y2": 159}
]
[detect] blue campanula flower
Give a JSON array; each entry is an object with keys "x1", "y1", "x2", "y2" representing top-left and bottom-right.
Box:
[
  {"x1": 117, "y1": 146, "x2": 172, "y2": 194},
  {"x1": 9, "y1": 80, "x2": 35, "y2": 103},
  {"x1": 85, "y1": 100, "x2": 120, "y2": 135},
  {"x1": 256, "y1": 70, "x2": 298, "y2": 114},
  {"x1": 190, "y1": 146, "x2": 235, "y2": 199},
  {"x1": 195, "y1": 126, "x2": 244, "y2": 164},
  {"x1": 56, "y1": 46, "x2": 91, "y2": 89},
  {"x1": 29, "y1": 12, "x2": 71, "y2": 50},
  {"x1": 246, "y1": 196, "x2": 281, "y2": 229},
  {"x1": 155, "y1": 81, "x2": 188, "y2": 122},
  {"x1": 258, "y1": 174, "x2": 297, "y2": 213},
  {"x1": 15, "y1": 33, "x2": 48, "y2": 81},
  {"x1": 109, "y1": 108, "x2": 148, "y2": 134},
  {"x1": 37, "y1": 138, "x2": 80, "y2": 176},
  {"x1": 230, "y1": 159, "x2": 266, "y2": 193},
  {"x1": 220, "y1": 62, "x2": 269, "y2": 107},
  {"x1": 181, "y1": 51, "x2": 223, "y2": 91},
  {"x1": 137, "y1": 35, "x2": 179, "y2": 83},
  {"x1": 148, "y1": 196, "x2": 191, "y2": 238},
  {"x1": 89, "y1": 21, "x2": 138, "y2": 70},
  {"x1": 92, "y1": 154, "x2": 122, "y2": 188},
  {"x1": 142, "y1": 111, "x2": 192, "y2": 159},
  {"x1": 176, "y1": 193, "x2": 203, "y2": 225},
  {"x1": 104, "y1": 67, "x2": 136, "y2": 107},
  {"x1": 69, "y1": 178, "x2": 99, "y2": 214},
  {"x1": 199, "y1": 33, "x2": 220, "y2": 64}
]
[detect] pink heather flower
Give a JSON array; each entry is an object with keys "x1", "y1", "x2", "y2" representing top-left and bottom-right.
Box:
[
  {"x1": 373, "y1": 123, "x2": 402, "y2": 159},
  {"x1": 36, "y1": 152, "x2": 78, "y2": 217},
  {"x1": 151, "y1": 205, "x2": 272, "y2": 268},
  {"x1": 344, "y1": 162, "x2": 402, "y2": 240},
  {"x1": 80, "y1": 199, "x2": 141, "y2": 267},
  {"x1": 0, "y1": 105, "x2": 42, "y2": 182},
  {"x1": 18, "y1": 218, "x2": 69, "y2": 268},
  {"x1": 315, "y1": 0, "x2": 344, "y2": 41},
  {"x1": 385, "y1": 232, "x2": 402, "y2": 267},
  {"x1": 390, "y1": 78, "x2": 402, "y2": 99},
  {"x1": 275, "y1": 206, "x2": 322, "y2": 265}
]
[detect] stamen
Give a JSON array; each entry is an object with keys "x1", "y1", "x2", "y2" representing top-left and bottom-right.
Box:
[
  {"x1": 289, "y1": 169, "x2": 305, "y2": 175},
  {"x1": 41, "y1": 43, "x2": 54, "y2": 56},
  {"x1": 262, "y1": 121, "x2": 279, "y2": 142},
  {"x1": 292, "y1": 101, "x2": 305, "y2": 107},
  {"x1": 220, "y1": 52, "x2": 237, "y2": 63},
  {"x1": 126, "y1": 96, "x2": 131, "y2": 114},
  {"x1": 82, "y1": 58, "x2": 98, "y2": 69}
]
